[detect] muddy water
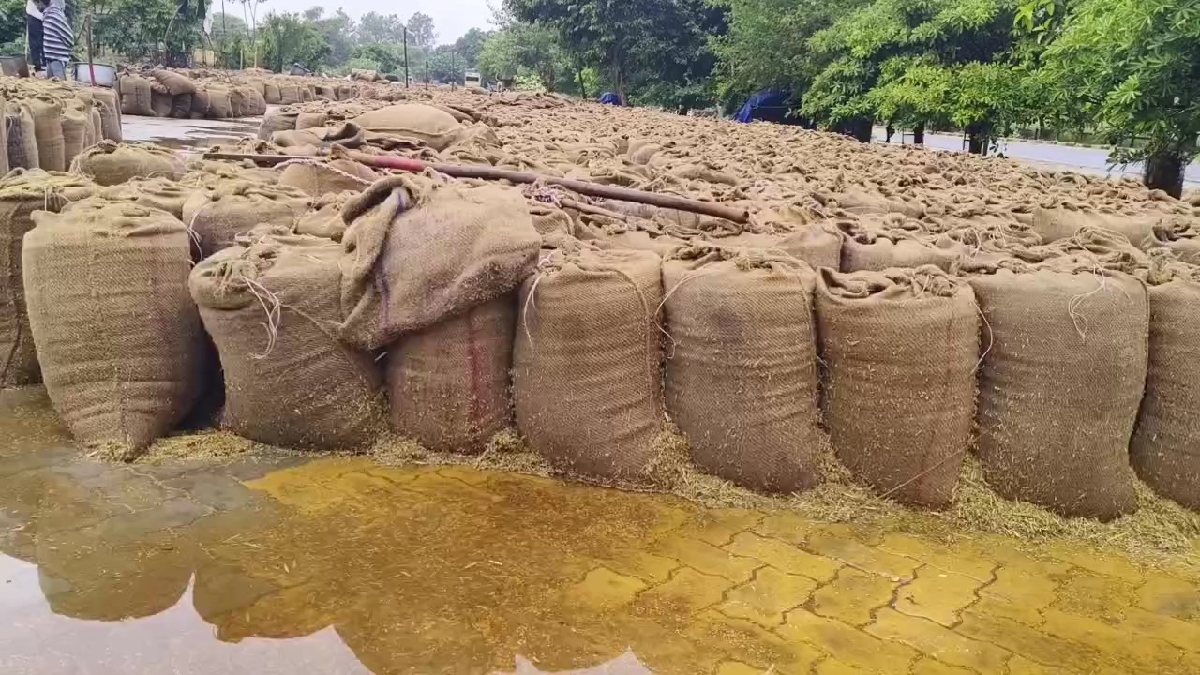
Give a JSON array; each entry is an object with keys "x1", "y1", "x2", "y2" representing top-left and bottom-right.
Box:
[{"x1": 3, "y1": 387, "x2": 1199, "y2": 675}]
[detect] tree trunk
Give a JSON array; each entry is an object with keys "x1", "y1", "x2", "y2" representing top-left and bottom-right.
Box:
[
  {"x1": 966, "y1": 123, "x2": 991, "y2": 156},
  {"x1": 577, "y1": 68, "x2": 586, "y2": 99},
  {"x1": 850, "y1": 118, "x2": 872, "y2": 143},
  {"x1": 913, "y1": 123, "x2": 925, "y2": 146},
  {"x1": 885, "y1": 124, "x2": 895, "y2": 143},
  {"x1": 1144, "y1": 152, "x2": 1186, "y2": 198}
]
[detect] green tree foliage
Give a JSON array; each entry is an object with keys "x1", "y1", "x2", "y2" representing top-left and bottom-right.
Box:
[
  {"x1": 407, "y1": 11, "x2": 437, "y2": 48},
  {"x1": 0, "y1": 0, "x2": 28, "y2": 51},
  {"x1": 353, "y1": 43, "x2": 403, "y2": 73},
  {"x1": 357, "y1": 11, "x2": 405, "y2": 45},
  {"x1": 259, "y1": 11, "x2": 331, "y2": 72},
  {"x1": 479, "y1": 21, "x2": 567, "y2": 91},
  {"x1": 93, "y1": 0, "x2": 207, "y2": 60},
  {"x1": 455, "y1": 27, "x2": 491, "y2": 67},
  {"x1": 1039, "y1": 0, "x2": 1200, "y2": 195}
]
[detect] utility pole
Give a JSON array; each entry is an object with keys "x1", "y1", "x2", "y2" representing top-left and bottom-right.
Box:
[
  {"x1": 451, "y1": 50, "x2": 456, "y2": 90},
  {"x1": 402, "y1": 26, "x2": 409, "y2": 87}
]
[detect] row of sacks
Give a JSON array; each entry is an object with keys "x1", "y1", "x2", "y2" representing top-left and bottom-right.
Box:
[
  {"x1": 118, "y1": 70, "x2": 268, "y2": 119},
  {"x1": 1, "y1": 80, "x2": 123, "y2": 173},
  {"x1": 13, "y1": 170, "x2": 1198, "y2": 521}
]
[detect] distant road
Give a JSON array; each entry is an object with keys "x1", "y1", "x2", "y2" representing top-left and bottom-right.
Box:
[{"x1": 873, "y1": 129, "x2": 1200, "y2": 187}]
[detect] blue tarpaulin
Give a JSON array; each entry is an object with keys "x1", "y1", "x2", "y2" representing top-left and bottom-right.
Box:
[
  {"x1": 599, "y1": 92, "x2": 622, "y2": 106},
  {"x1": 734, "y1": 90, "x2": 794, "y2": 124}
]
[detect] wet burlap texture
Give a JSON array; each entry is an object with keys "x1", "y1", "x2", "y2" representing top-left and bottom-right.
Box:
[
  {"x1": 189, "y1": 234, "x2": 385, "y2": 450},
  {"x1": 100, "y1": 177, "x2": 197, "y2": 220},
  {"x1": 0, "y1": 170, "x2": 94, "y2": 387},
  {"x1": 513, "y1": 248, "x2": 666, "y2": 481},
  {"x1": 182, "y1": 181, "x2": 311, "y2": 259},
  {"x1": 338, "y1": 173, "x2": 540, "y2": 350},
  {"x1": 119, "y1": 75, "x2": 154, "y2": 116},
  {"x1": 816, "y1": 265, "x2": 979, "y2": 509},
  {"x1": 1130, "y1": 255, "x2": 1200, "y2": 510},
  {"x1": 23, "y1": 97, "x2": 65, "y2": 172},
  {"x1": 23, "y1": 198, "x2": 205, "y2": 453},
  {"x1": 5, "y1": 101, "x2": 38, "y2": 170},
  {"x1": 662, "y1": 246, "x2": 826, "y2": 493},
  {"x1": 386, "y1": 295, "x2": 517, "y2": 454},
  {"x1": 71, "y1": 141, "x2": 186, "y2": 187},
  {"x1": 350, "y1": 104, "x2": 464, "y2": 151},
  {"x1": 837, "y1": 222, "x2": 960, "y2": 273},
  {"x1": 277, "y1": 158, "x2": 377, "y2": 197},
  {"x1": 968, "y1": 261, "x2": 1147, "y2": 520}
]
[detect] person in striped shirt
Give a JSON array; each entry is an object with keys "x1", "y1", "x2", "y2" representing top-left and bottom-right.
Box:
[{"x1": 41, "y1": 0, "x2": 72, "y2": 81}]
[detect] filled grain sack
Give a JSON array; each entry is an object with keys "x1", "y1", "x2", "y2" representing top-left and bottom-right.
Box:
[
  {"x1": 87, "y1": 105, "x2": 103, "y2": 148},
  {"x1": 338, "y1": 174, "x2": 540, "y2": 350},
  {"x1": 258, "y1": 109, "x2": 298, "y2": 140},
  {"x1": 170, "y1": 92, "x2": 193, "y2": 119},
  {"x1": 5, "y1": 101, "x2": 38, "y2": 169},
  {"x1": 838, "y1": 224, "x2": 959, "y2": 272},
  {"x1": 118, "y1": 75, "x2": 154, "y2": 117},
  {"x1": 816, "y1": 266, "x2": 978, "y2": 508},
  {"x1": 100, "y1": 177, "x2": 196, "y2": 219},
  {"x1": 295, "y1": 112, "x2": 327, "y2": 130},
  {"x1": 263, "y1": 80, "x2": 281, "y2": 104},
  {"x1": 1130, "y1": 258, "x2": 1200, "y2": 510},
  {"x1": 278, "y1": 83, "x2": 301, "y2": 105},
  {"x1": 189, "y1": 234, "x2": 385, "y2": 450},
  {"x1": 662, "y1": 246, "x2": 825, "y2": 492},
  {"x1": 22, "y1": 198, "x2": 204, "y2": 455},
  {"x1": 777, "y1": 223, "x2": 843, "y2": 269},
  {"x1": 240, "y1": 86, "x2": 267, "y2": 116},
  {"x1": 150, "y1": 86, "x2": 173, "y2": 118},
  {"x1": 23, "y1": 97, "x2": 65, "y2": 172},
  {"x1": 1032, "y1": 207, "x2": 1163, "y2": 246},
  {"x1": 277, "y1": 158, "x2": 377, "y2": 197},
  {"x1": 206, "y1": 87, "x2": 232, "y2": 119},
  {"x1": 92, "y1": 88, "x2": 122, "y2": 141},
  {"x1": 71, "y1": 141, "x2": 186, "y2": 186},
  {"x1": 0, "y1": 170, "x2": 93, "y2": 387},
  {"x1": 189, "y1": 89, "x2": 210, "y2": 119},
  {"x1": 969, "y1": 261, "x2": 1146, "y2": 519},
  {"x1": 227, "y1": 88, "x2": 246, "y2": 117},
  {"x1": 153, "y1": 69, "x2": 197, "y2": 96},
  {"x1": 182, "y1": 181, "x2": 310, "y2": 258},
  {"x1": 0, "y1": 95, "x2": 7, "y2": 176},
  {"x1": 386, "y1": 295, "x2": 516, "y2": 453},
  {"x1": 350, "y1": 104, "x2": 464, "y2": 151},
  {"x1": 295, "y1": 193, "x2": 350, "y2": 241},
  {"x1": 514, "y1": 248, "x2": 666, "y2": 480},
  {"x1": 61, "y1": 105, "x2": 94, "y2": 168}
]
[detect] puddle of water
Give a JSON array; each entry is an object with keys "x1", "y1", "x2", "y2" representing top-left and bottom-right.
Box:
[{"x1": 2, "y1": 387, "x2": 1198, "y2": 675}]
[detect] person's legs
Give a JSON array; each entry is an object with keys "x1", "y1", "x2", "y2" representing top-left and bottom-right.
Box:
[{"x1": 46, "y1": 59, "x2": 66, "y2": 80}]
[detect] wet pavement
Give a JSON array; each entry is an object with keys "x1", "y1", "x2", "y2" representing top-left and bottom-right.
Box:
[
  {"x1": 2, "y1": 386, "x2": 1199, "y2": 675},
  {"x1": 121, "y1": 115, "x2": 260, "y2": 150}
]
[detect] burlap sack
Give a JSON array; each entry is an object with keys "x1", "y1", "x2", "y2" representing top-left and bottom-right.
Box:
[
  {"x1": 0, "y1": 171, "x2": 93, "y2": 386},
  {"x1": 0, "y1": 95, "x2": 7, "y2": 177},
  {"x1": 150, "y1": 86, "x2": 173, "y2": 117},
  {"x1": 241, "y1": 87, "x2": 267, "y2": 116},
  {"x1": 189, "y1": 89, "x2": 211, "y2": 118},
  {"x1": 386, "y1": 295, "x2": 516, "y2": 453},
  {"x1": 207, "y1": 87, "x2": 233, "y2": 119},
  {"x1": 92, "y1": 88, "x2": 122, "y2": 141},
  {"x1": 777, "y1": 223, "x2": 843, "y2": 269},
  {"x1": 71, "y1": 141, "x2": 186, "y2": 186},
  {"x1": 182, "y1": 182, "x2": 310, "y2": 258},
  {"x1": 817, "y1": 266, "x2": 978, "y2": 508},
  {"x1": 88, "y1": 105, "x2": 102, "y2": 148},
  {"x1": 337, "y1": 84, "x2": 353, "y2": 100},
  {"x1": 60, "y1": 106, "x2": 92, "y2": 168},
  {"x1": 23, "y1": 198, "x2": 204, "y2": 453},
  {"x1": 119, "y1": 75, "x2": 154, "y2": 116},
  {"x1": 663, "y1": 247, "x2": 825, "y2": 493},
  {"x1": 1032, "y1": 207, "x2": 1163, "y2": 246},
  {"x1": 153, "y1": 69, "x2": 197, "y2": 96},
  {"x1": 100, "y1": 177, "x2": 196, "y2": 219},
  {"x1": 23, "y1": 97, "x2": 65, "y2": 172},
  {"x1": 170, "y1": 92, "x2": 193, "y2": 119},
  {"x1": 514, "y1": 248, "x2": 665, "y2": 480},
  {"x1": 969, "y1": 263, "x2": 1146, "y2": 519},
  {"x1": 277, "y1": 159, "x2": 377, "y2": 197},
  {"x1": 338, "y1": 174, "x2": 540, "y2": 350},
  {"x1": 839, "y1": 227, "x2": 959, "y2": 272},
  {"x1": 296, "y1": 112, "x2": 327, "y2": 130},
  {"x1": 1130, "y1": 260, "x2": 1200, "y2": 510},
  {"x1": 189, "y1": 234, "x2": 385, "y2": 450},
  {"x1": 279, "y1": 83, "x2": 301, "y2": 105},
  {"x1": 227, "y1": 88, "x2": 246, "y2": 117},
  {"x1": 295, "y1": 192, "x2": 350, "y2": 241},
  {"x1": 258, "y1": 110, "x2": 298, "y2": 140},
  {"x1": 350, "y1": 104, "x2": 464, "y2": 151},
  {"x1": 263, "y1": 81, "x2": 281, "y2": 104},
  {"x1": 6, "y1": 102, "x2": 38, "y2": 169}
]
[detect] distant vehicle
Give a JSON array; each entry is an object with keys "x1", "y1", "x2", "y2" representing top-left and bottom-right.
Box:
[{"x1": 465, "y1": 70, "x2": 482, "y2": 88}]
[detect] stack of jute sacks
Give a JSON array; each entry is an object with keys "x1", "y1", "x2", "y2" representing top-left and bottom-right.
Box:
[
  {"x1": 1, "y1": 77, "x2": 123, "y2": 174},
  {"x1": 6, "y1": 94, "x2": 1198, "y2": 522}
]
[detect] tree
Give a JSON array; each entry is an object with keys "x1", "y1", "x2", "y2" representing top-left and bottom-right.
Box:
[
  {"x1": 427, "y1": 44, "x2": 465, "y2": 83},
  {"x1": 407, "y1": 11, "x2": 436, "y2": 48},
  {"x1": 358, "y1": 11, "x2": 405, "y2": 45},
  {"x1": 478, "y1": 21, "x2": 567, "y2": 90},
  {"x1": 455, "y1": 27, "x2": 490, "y2": 67},
  {"x1": 259, "y1": 11, "x2": 331, "y2": 72},
  {"x1": 93, "y1": 0, "x2": 206, "y2": 61},
  {"x1": 1039, "y1": 0, "x2": 1200, "y2": 196},
  {"x1": 353, "y1": 43, "x2": 403, "y2": 73},
  {"x1": 306, "y1": 6, "x2": 356, "y2": 67},
  {"x1": 210, "y1": 11, "x2": 250, "y2": 68}
]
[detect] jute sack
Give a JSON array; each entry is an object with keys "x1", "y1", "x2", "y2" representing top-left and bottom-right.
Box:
[
  {"x1": 1032, "y1": 207, "x2": 1163, "y2": 246},
  {"x1": 71, "y1": 141, "x2": 186, "y2": 186},
  {"x1": 88, "y1": 105, "x2": 102, "y2": 148},
  {"x1": 0, "y1": 171, "x2": 94, "y2": 386},
  {"x1": 817, "y1": 266, "x2": 978, "y2": 508},
  {"x1": 150, "y1": 86, "x2": 173, "y2": 117},
  {"x1": 295, "y1": 112, "x2": 327, "y2": 130},
  {"x1": 294, "y1": 192, "x2": 351, "y2": 241},
  {"x1": 207, "y1": 87, "x2": 233, "y2": 119},
  {"x1": 61, "y1": 105, "x2": 93, "y2": 168},
  {"x1": 118, "y1": 75, "x2": 154, "y2": 116},
  {"x1": 182, "y1": 181, "x2": 310, "y2": 259},
  {"x1": 277, "y1": 158, "x2": 377, "y2": 197},
  {"x1": 100, "y1": 177, "x2": 196, "y2": 219},
  {"x1": 513, "y1": 248, "x2": 666, "y2": 480},
  {"x1": 258, "y1": 110, "x2": 298, "y2": 140},
  {"x1": 262, "y1": 80, "x2": 281, "y2": 104},
  {"x1": 170, "y1": 92, "x2": 193, "y2": 119},
  {"x1": 337, "y1": 84, "x2": 353, "y2": 100},
  {"x1": 338, "y1": 174, "x2": 540, "y2": 350},
  {"x1": 0, "y1": 95, "x2": 7, "y2": 176},
  {"x1": 153, "y1": 69, "x2": 197, "y2": 96},
  {"x1": 350, "y1": 104, "x2": 464, "y2": 151},
  {"x1": 839, "y1": 227, "x2": 959, "y2": 272},
  {"x1": 969, "y1": 262, "x2": 1146, "y2": 520},
  {"x1": 227, "y1": 88, "x2": 246, "y2": 117},
  {"x1": 777, "y1": 223, "x2": 843, "y2": 269},
  {"x1": 663, "y1": 246, "x2": 825, "y2": 493},
  {"x1": 23, "y1": 198, "x2": 204, "y2": 454},
  {"x1": 189, "y1": 89, "x2": 210, "y2": 118},
  {"x1": 6, "y1": 102, "x2": 38, "y2": 169},
  {"x1": 189, "y1": 234, "x2": 385, "y2": 450},
  {"x1": 1130, "y1": 258, "x2": 1200, "y2": 510},
  {"x1": 241, "y1": 87, "x2": 267, "y2": 116},
  {"x1": 23, "y1": 97, "x2": 65, "y2": 172},
  {"x1": 279, "y1": 83, "x2": 301, "y2": 105},
  {"x1": 386, "y1": 295, "x2": 517, "y2": 453},
  {"x1": 92, "y1": 88, "x2": 122, "y2": 141}
]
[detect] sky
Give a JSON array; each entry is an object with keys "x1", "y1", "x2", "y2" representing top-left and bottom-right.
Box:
[{"x1": 250, "y1": 0, "x2": 496, "y2": 46}]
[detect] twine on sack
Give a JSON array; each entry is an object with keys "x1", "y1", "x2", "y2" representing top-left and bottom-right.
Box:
[
  {"x1": 184, "y1": 200, "x2": 211, "y2": 261},
  {"x1": 276, "y1": 156, "x2": 375, "y2": 188},
  {"x1": 241, "y1": 275, "x2": 281, "y2": 359}
]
